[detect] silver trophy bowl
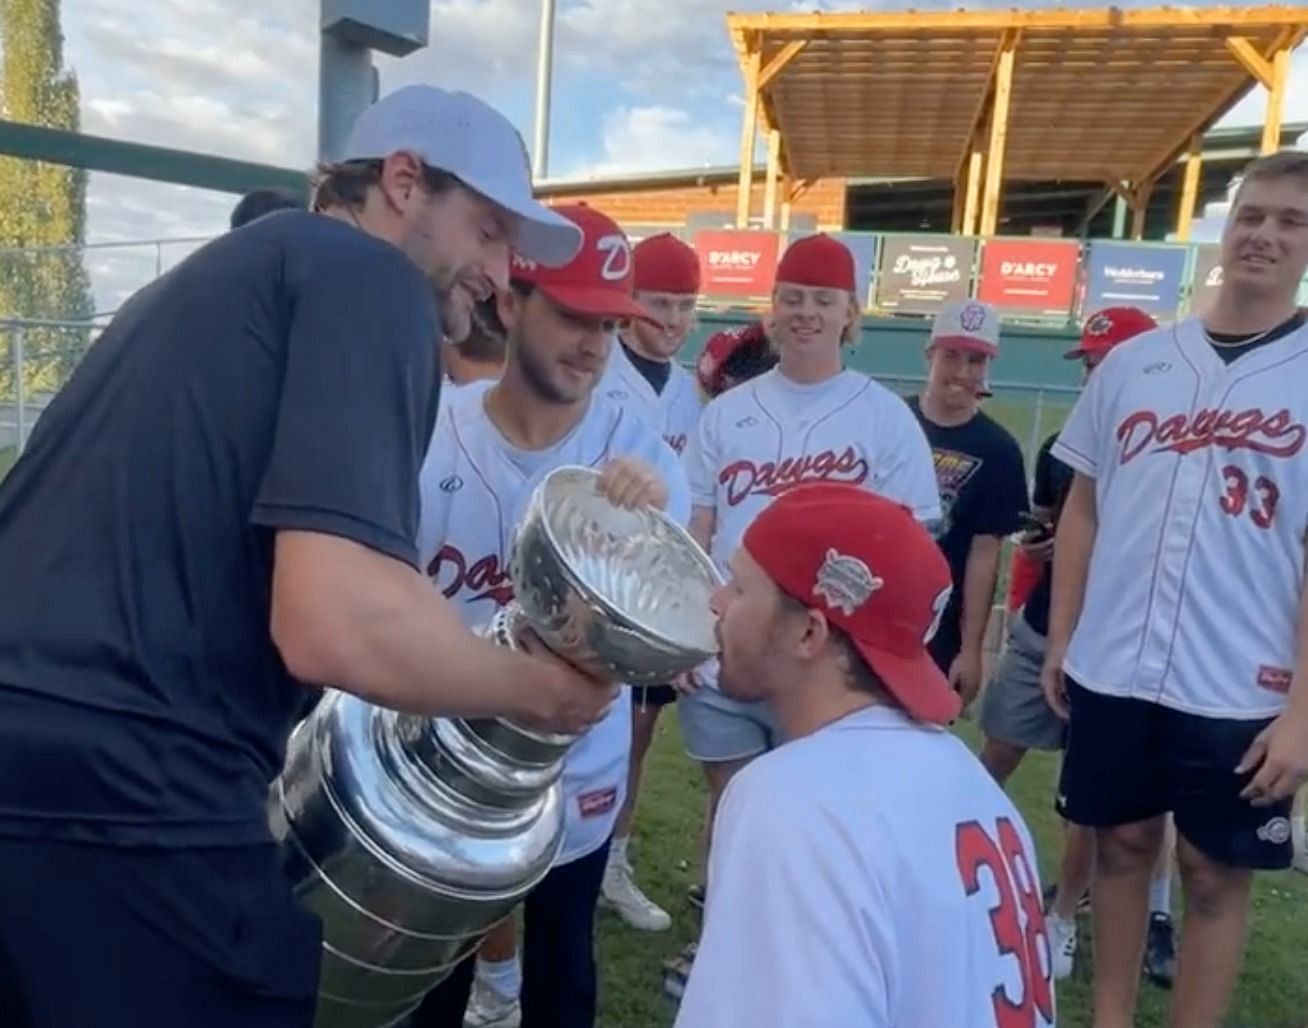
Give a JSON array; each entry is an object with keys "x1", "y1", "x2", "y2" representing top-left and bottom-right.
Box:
[{"x1": 269, "y1": 465, "x2": 722, "y2": 1028}]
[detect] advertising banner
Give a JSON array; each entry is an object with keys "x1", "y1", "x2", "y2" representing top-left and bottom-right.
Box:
[
  {"x1": 977, "y1": 239, "x2": 1080, "y2": 316},
  {"x1": 1189, "y1": 245, "x2": 1224, "y2": 315},
  {"x1": 873, "y1": 235, "x2": 974, "y2": 314},
  {"x1": 1084, "y1": 243, "x2": 1187, "y2": 319},
  {"x1": 692, "y1": 230, "x2": 781, "y2": 298}
]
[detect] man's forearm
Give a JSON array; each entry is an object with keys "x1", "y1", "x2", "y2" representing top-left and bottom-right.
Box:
[
  {"x1": 1046, "y1": 474, "x2": 1098, "y2": 654},
  {"x1": 960, "y1": 536, "x2": 1003, "y2": 655},
  {"x1": 272, "y1": 532, "x2": 549, "y2": 721}
]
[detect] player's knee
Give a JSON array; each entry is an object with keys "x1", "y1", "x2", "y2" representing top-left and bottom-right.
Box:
[
  {"x1": 1176, "y1": 841, "x2": 1252, "y2": 917},
  {"x1": 979, "y1": 738, "x2": 1026, "y2": 784},
  {"x1": 1096, "y1": 819, "x2": 1165, "y2": 875}
]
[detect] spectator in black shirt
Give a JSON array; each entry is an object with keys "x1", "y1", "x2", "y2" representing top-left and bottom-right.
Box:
[
  {"x1": 908, "y1": 299, "x2": 1029, "y2": 707},
  {"x1": 978, "y1": 306, "x2": 1165, "y2": 985},
  {"x1": 0, "y1": 85, "x2": 613, "y2": 1028}
]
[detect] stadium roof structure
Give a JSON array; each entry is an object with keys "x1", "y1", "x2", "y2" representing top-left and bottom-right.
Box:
[{"x1": 725, "y1": 5, "x2": 1308, "y2": 239}]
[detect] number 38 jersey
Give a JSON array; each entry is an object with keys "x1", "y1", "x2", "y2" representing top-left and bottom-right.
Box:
[
  {"x1": 674, "y1": 706, "x2": 1054, "y2": 1028},
  {"x1": 1054, "y1": 317, "x2": 1308, "y2": 719}
]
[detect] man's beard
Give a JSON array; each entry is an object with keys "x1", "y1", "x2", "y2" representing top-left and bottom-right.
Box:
[{"x1": 516, "y1": 338, "x2": 580, "y2": 406}]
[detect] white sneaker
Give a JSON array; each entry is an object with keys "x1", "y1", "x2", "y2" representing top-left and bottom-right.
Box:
[
  {"x1": 601, "y1": 857, "x2": 672, "y2": 931},
  {"x1": 1048, "y1": 914, "x2": 1077, "y2": 981},
  {"x1": 463, "y1": 975, "x2": 521, "y2": 1028}
]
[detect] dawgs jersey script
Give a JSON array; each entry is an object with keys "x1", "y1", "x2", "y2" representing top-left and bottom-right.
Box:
[
  {"x1": 417, "y1": 380, "x2": 692, "y2": 863},
  {"x1": 1054, "y1": 317, "x2": 1308, "y2": 719},
  {"x1": 686, "y1": 368, "x2": 941, "y2": 574},
  {"x1": 674, "y1": 706, "x2": 1055, "y2": 1028},
  {"x1": 597, "y1": 344, "x2": 702, "y2": 456}
]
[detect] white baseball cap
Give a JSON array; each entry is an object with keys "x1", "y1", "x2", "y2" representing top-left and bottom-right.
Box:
[
  {"x1": 341, "y1": 85, "x2": 582, "y2": 268},
  {"x1": 928, "y1": 298, "x2": 1001, "y2": 357}
]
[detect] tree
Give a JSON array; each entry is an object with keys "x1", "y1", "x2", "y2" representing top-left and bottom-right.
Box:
[{"x1": 0, "y1": 0, "x2": 94, "y2": 405}]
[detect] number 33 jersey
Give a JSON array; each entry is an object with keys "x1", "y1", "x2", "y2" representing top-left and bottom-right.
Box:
[
  {"x1": 674, "y1": 706, "x2": 1054, "y2": 1028},
  {"x1": 1054, "y1": 317, "x2": 1308, "y2": 719}
]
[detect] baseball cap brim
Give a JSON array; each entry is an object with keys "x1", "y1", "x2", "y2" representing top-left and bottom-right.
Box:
[
  {"x1": 465, "y1": 180, "x2": 581, "y2": 268},
  {"x1": 853, "y1": 638, "x2": 962, "y2": 725},
  {"x1": 929, "y1": 334, "x2": 998, "y2": 357},
  {"x1": 537, "y1": 283, "x2": 660, "y2": 325}
]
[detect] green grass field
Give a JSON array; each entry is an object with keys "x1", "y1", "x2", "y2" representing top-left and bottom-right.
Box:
[{"x1": 593, "y1": 718, "x2": 1308, "y2": 1028}]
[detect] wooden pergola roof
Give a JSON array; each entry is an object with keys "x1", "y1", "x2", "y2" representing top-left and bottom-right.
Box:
[{"x1": 726, "y1": 6, "x2": 1308, "y2": 237}]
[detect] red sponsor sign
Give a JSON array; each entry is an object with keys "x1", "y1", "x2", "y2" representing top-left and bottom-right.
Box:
[
  {"x1": 977, "y1": 239, "x2": 1080, "y2": 316},
  {"x1": 693, "y1": 230, "x2": 780, "y2": 298}
]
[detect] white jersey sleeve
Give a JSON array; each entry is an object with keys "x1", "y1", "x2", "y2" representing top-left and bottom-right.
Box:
[
  {"x1": 1051, "y1": 346, "x2": 1119, "y2": 479},
  {"x1": 674, "y1": 775, "x2": 894, "y2": 1028},
  {"x1": 870, "y1": 392, "x2": 944, "y2": 525}
]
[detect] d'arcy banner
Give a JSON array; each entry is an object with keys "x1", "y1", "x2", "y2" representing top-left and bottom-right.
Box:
[
  {"x1": 874, "y1": 236, "x2": 974, "y2": 314},
  {"x1": 1084, "y1": 243, "x2": 1187, "y2": 319},
  {"x1": 692, "y1": 230, "x2": 780, "y2": 298},
  {"x1": 977, "y1": 239, "x2": 1080, "y2": 316}
]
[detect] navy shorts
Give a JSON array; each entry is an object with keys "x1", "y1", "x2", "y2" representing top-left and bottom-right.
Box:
[
  {"x1": 1057, "y1": 678, "x2": 1294, "y2": 871},
  {"x1": 631, "y1": 684, "x2": 677, "y2": 709}
]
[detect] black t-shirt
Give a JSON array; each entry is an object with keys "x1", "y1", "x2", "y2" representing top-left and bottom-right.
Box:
[
  {"x1": 0, "y1": 211, "x2": 441, "y2": 847},
  {"x1": 1020, "y1": 431, "x2": 1075, "y2": 638},
  {"x1": 907, "y1": 397, "x2": 1030, "y2": 669},
  {"x1": 621, "y1": 341, "x2": 671, "y2": 395}
]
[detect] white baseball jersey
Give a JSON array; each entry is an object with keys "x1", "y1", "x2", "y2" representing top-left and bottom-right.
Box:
[
  {"x1": 674, "y1": 705, "x2": 1055, "y2": 1028},
  {"x1": 417, "y1": 380, "x2": 692, "y2": 863},
  {"x1": 685, "y1": 369, "x2": 939, "y2": 689},
  {"x1": 597, "y1": 342, "x2": 703, "y2": 456},
  {"x1": 1055, "y1": 317, "x2": 1308, "y2": 719}
]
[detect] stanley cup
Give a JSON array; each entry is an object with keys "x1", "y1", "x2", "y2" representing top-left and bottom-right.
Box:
[{"x1": 267, "y1": 466, "x2": 722, "y2": 1028}]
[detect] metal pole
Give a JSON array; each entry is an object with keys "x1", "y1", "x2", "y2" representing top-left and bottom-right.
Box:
[
  {"x1": 532, "y1": 0, "x2": 557, "y2": 179},
  {"x1": 1028, "y1": 387, "x2": 1046, "y2": 473},
  {"x1": 13, "y1": 328, "x2": 26, "y2": 454},
  {"x1": 318, "y1": 30, "x2": 379, "y2": 162}
]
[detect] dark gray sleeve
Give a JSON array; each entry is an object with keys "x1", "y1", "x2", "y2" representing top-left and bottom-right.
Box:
[{"x1": 251, "y1": 241, "x2": 441, "y2": 569}]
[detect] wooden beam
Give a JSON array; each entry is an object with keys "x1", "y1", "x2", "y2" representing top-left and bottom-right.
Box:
[
  {"x1": 963, "y1": 146, "x2": 984, "y2": 235},
  {"x1": 952, "y1": 31, "x2": 1012, "y2": 185},
  {"x1": 726, "y1": 7, "x2": 1308, "y2": 37},
  {"x1": 979, "y1": 31, "x2": 1017, "y2": 236},
  {"x1": 1225, "y1": 36, "x2": 1275, "y2": 88},
  {"x1": 763, "y1": 129, "x2": 783, "y2": 229},
  {"x1": 757, "y1": 39, "x2": 809, "y2": 92},
  {"x1": 780, "y1": 169, "x2": 794, "y2": 231},
  {"x1": 1129, "y1": 181, "x2": 1154, "y2": 241},
  {"x1": 1132, "y1": 27, "x2": 1305, "y2": 190},
  {"x1": 1175, "y1": 136, "x2": 1203, "y2": 241},
  {"x1": 736, "y1": 44, "x2": 763, "y2": 228},
  {"x1": 1262, "y1": 42, "x2": 1291, "y2": 152}
]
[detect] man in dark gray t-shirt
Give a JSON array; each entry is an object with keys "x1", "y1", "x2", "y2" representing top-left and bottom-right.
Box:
[{"x1": 0, "y1": 86, "x2": 606, "y2": 1027}]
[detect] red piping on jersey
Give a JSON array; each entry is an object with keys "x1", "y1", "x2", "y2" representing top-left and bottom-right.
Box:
[{"x1": 747, "y1": 379, "x2": 788, "y2": 466}]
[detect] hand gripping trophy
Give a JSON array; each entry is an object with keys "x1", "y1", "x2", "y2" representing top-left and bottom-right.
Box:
[{"x1": 268, "y1": 466, "x2": 722, "y2": 1028}]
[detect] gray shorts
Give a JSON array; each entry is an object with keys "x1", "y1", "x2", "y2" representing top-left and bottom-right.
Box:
[
  {"x1": 677, "y1": 686, "x2": 781, "y2": 763},
  {"x1": 979, "y1": 614, "x2": 1067, "y2": 752}
]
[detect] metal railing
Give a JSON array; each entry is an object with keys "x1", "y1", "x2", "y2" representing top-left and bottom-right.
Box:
[{"x1": 0, "y1": 318, "x2": 108, "y2": 457}]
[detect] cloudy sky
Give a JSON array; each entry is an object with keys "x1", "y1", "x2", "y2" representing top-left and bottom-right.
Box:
[{"x1": 44, "y1": 0, "x2": 1308, "y2": 310}]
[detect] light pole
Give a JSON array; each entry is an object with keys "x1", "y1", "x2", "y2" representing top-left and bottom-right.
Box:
[
  {"x1": 532, "y1": 0, "x2": 557, "y2": 179},
  {"x1": 317, "y1": 1, "x2": 430, "y2": 161}
]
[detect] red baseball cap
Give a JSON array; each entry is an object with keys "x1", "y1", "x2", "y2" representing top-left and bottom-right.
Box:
[
  {"x1": 509, "y1": 203, "x2": 658, "y2": 324},
  {"x1": 633, "y1": 233, "x2": 701, "y2": 295},
  {"x1": 1064, "y1": 306, "x2": 1157, "y2": 360},
  {"x1": 775, "y1": 234, "x2": 857, "y2": 293},
  {"x1": 742, "y1": 483, "x2": 960, "y2": 725}
]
